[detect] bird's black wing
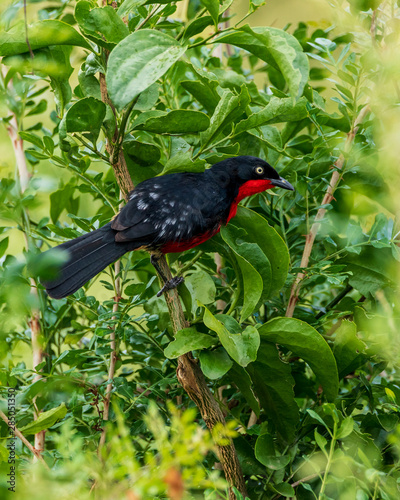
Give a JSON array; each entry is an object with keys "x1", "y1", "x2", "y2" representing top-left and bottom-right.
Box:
[{"x1": 111, "y1": 173, "x2": 226, "y2": 247}]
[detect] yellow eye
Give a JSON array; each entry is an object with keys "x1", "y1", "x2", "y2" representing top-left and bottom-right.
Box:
[{"x1": 255, "y1": 166, "x2": 264, "y2": 175}]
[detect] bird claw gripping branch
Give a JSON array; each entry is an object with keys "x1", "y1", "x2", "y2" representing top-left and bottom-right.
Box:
[{"x1": 42, "y1": 156, "x2": 294, "y2": 299}]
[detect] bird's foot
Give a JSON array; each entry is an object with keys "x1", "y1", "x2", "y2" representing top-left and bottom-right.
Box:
[{"x1": 157, "y1": 276, "x2": 184, "y2": 297}]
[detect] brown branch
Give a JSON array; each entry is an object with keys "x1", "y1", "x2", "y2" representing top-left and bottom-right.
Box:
[
  {"x1": 285, "y1": 105, "x2": 370, "y2": 318},
  {"x1": 153, "y1": 256, "x2": 247, "y2": 499},
  {"x1": 99, "y1": 72, "x2": 134, "y2": 198},
  {"x1": 4, "y1": 72, "x2": 46, "y2": 458},
  {"x1": 0, "y1": 410, "x2": 49, "y2": 469}
]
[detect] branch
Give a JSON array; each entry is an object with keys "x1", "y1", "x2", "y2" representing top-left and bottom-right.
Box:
[
  {"x1": 99, "y1": 72, "x2": 134, "y2": 198},
  {"x1": 0, "y1": 410, "x2": 49, "y2": 469},
  {"x1": 153, "y1": 256, "x2": 247, "y2": 499},
  {"x1": 286, "y1": 105, "x2": 370, "y2": 317},
  {"x1": 3, "y1": 69, "x2": 46, "y2": 458}
]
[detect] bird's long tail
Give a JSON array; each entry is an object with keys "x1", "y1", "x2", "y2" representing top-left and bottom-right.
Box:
[{"x1": 43, "y1": 222, "x2": 132, "y2": 299}]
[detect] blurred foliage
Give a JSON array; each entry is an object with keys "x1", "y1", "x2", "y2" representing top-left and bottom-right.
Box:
[{"x1": 0, "y1": 0, "x2": 400, "y2": 499}]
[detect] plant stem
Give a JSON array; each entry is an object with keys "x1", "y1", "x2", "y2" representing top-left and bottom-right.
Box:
[
  {"x1": 285, "y1": 104, "x2": 370, "y2": 317},
  {"x1": 318, "y1": 423, "x2": 337, "y2": 499},
  {"x1": 315, "y1": 284, "x2": 353, "y2": 319},
  {"x1": 0, "y1": 410, "x2": 50, "y2": 469}
]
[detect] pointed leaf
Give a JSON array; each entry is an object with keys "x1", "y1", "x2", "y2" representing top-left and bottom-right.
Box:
[
  {"x1": 0, "y1": 20, "x2": 90, "y2": 56},
  {"x1": 333, "y1": 320, "x2": 367, "y2": 379},
  {"x1": 216, "y1": 25, "x2": 309, "y2": 98},
  {"x1": 235, "y1": 96, "x2": 308, "y2": 135},
  {"x1": 259, "y1": 317, "x2": 339, "y2": 401},
  {"x1": 221, "y1": 224, "x2": 264, "y2": 321},
  {"x1": 200, "y1": 0, "x2": 220, "y2": 28},
  {"x1": 107, "y1": 30, "x2": 186, "y2": 110},
  {"x1": 201, "y1": 304, "x2": 260, "y2": 366},
  {"x1": 199, "y1": 347, "x2": 233, "y2": 379},
  {"x1": 235, "y1": 207, "x2": 290, "y2": 298},
  {"x1": 133, "y1": 109, "x2": 210, "y2": 134},
  {"x1": 64, "y1": 97, "x2": 106, "y2": 145},
  {"x1": 19, "y1": 403, "x2": 67, "y2": 435},
  {"x1": 75, "y1": 2, "x2": 129, "y2": 49},
  {"x1": 247, "y1": 342, "x2": 299, "y2": 442},
  {"x1": 200, "y1": 86, "x2": 251, "y2": 148},
  {"x1": 164, "y1": 327, "x2": 216, "y2": 359}
]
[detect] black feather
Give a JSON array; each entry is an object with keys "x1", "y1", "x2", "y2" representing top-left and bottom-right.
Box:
[{"x1": 43, "y1": 223, "x2": 139, "y2": 299}]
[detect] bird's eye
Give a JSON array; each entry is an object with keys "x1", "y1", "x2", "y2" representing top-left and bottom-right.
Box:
[{"x1": 255, "y1": 166, "x2": 264, "y2": 175}]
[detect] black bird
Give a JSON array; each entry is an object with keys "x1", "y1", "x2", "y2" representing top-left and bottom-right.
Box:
[{"x1": 43, "y1": 156, "x2": 294, "y2": 299}]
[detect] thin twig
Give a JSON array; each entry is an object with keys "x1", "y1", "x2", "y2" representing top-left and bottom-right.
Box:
[
  {"x1": 0, "y1": 410, "x2": 49, "y2": 469},
  {"x1": 285, "y1": 104, "x2": 370, "y2": 317}
]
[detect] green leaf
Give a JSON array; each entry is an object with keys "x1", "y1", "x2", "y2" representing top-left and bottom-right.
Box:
[
  {"x1": 235, "y1": 96, "x2": 308, "y2": 135},
  {"x1": 117, "y1": 0, "x2": 147, "y2": 17},
  {"x1": 0, "y1": 237, "x2": 9, "y2": 259},
  {"x1": 255, "y1": 433, "x2": 291, "y2": 470},
  {"x1": 185, "y1": 270, "x2": 216, "y2": 314},
  {"x1": 133, "y1": 110, "x2": 210, "y2": 134},
  {"x1": 247, "y1": 341, "x2": 299, "y2": 442},
  {"x1": 182, "y1": 16, "x2": 214, "y2": 41},
  {"x1": 199, "y1": 347, "x2": 233, "y2": 379},
  {"x1": 220, "y1": 225, "x2": 264, "y2": 321},
  {"x1": 107, "y1": 30, "x2": 186, "y2": 110},
  {"x1": 201, "y1": 304, "x2": 260, "y2": 366},
  {"x1": 229, "y1": 363, "x2": 260, "y2": 415},
  {"x1": 314, "y1": 429, "x2": 328, "y2": 453},
  {"x1": 259, "y1": 317, "x2": 339, "y2": 401},
  {"x1": 124, "y1": 137, "x2": 161, "y2": 166},
  {"x1": 271, "y1": 483, "x2": 295, "y2": 497},
  {"x1": 341, "y1": 247, "x2": 395, "y2": 297},
  {"x1": 19, "y1": 403, "x2": 67, "y2": 435},
  {"x1": 234, "y1": 207, "x2": 290, "y2": 298},
  {"x1": 0, "y1": 20, "x2": 90, "y2": 56},
  {"x1": 19, "y1": 132, "x2": 44, "y2": 149},
  {"x1": 200, "y1": 0, "x2": 219, "y2": 28},
  {"x1": 162, "y1": 152, "x2": 206, "y2": 175},
  {"x1": 3, "y1": 46, "x2": 73, "y2": 115},
  {"x1": 64, "y1": 97, "x2": 106, "y2": 145},
  {"x1": 337, "y1": 416, "x2": 354, "y2": 439},
  {"x1": 180, "y1": 71, "x2": 220, "y2": 114},
  {"x1": 134, "y1": 83, "x2": 159, "y2": 111},
  {"x1": 78, "y1": 63, "x2": 101, "y2": 99},
  {"x1": 200, "y1": 86, "x2": 251, "y2": 148},
  {"x1": 164, "y1": 327, "x2": 215, "y2": 359},
  {"x1": 333, "y1": 320, "x2": 367, "y2": 379},
  {"x1": 307, "y1": 409, "x2": 330, "y2": 430},
  {"x1": 75, "y1": 2, "x2": 129, "y2": 49},
  {"x1": 216, "y1": 25, "x2": 309, "y2": 98},
  {"x1": 3, "y1": 45, "x2": 73, "y2": 80}
]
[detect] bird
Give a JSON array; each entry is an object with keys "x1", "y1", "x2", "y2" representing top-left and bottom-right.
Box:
[{"x1": 42, "y1": 156, "x2": 294, "y2": 299}]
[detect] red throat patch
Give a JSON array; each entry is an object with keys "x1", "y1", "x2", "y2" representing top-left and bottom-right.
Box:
[{"x1": 227, "y1": 179, "x2": 274, "y2": 222}]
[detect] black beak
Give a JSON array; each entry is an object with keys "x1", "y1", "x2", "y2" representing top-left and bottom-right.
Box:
[{"x1": 270, "y1": 176, "x2": 294, "y2": 191}]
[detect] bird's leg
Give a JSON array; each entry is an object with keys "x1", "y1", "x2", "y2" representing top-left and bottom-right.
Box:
[{"x1": 150, "y1": 253, "x2": 184, "y2": 297}]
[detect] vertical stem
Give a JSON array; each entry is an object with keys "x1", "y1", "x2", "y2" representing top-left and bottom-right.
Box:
[
  {"x1": 153, "y1": 255, "x2": 247, "y2": 499},
  {"x1": 99, "y1": 72, "x2": 134, "y2": 198},
  {"x1": 6, "y1": 96, "x2": 45, "y2": 458},
  {"x1": 285, "y1": 105, "x2": 370, "y2": 317}
]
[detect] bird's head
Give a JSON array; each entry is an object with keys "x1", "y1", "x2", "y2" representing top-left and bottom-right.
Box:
[{"x1": 209, "y1": 156, "x2": 294, "y2": 201}]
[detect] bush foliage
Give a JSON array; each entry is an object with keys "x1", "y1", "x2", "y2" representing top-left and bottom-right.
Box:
[{"x1": 0, "y1": 0, "x2": 399, "y2": 499}]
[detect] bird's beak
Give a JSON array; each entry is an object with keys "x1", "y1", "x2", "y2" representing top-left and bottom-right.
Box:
[{"x1": 270, "y1": 176, "x2": 294, "y2": 191}]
